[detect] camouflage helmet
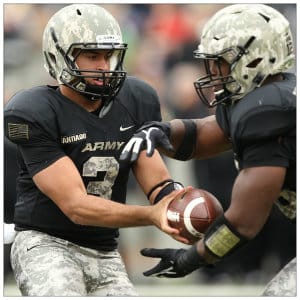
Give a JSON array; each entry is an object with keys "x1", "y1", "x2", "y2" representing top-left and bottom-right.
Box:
[
  {"x1": 43, "y1": 4, "x2": 127, "y2": 103},
  {"x1": 194, "y1": 4, "x2": 295, "y2": 106}
]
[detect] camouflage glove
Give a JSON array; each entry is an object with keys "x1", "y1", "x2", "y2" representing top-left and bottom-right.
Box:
[
  {"x1": 119, "y1": 121, "x2": 174, "y2": 163},
  {"x1": 141, "y1": 245, "x2": 206, "y2": 278}
]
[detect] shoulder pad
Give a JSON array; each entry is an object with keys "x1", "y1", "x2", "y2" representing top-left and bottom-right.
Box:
[
  {"x1": 118, "y1": 76, "x2": 159, "y2": 104},
  {"x1": 5, "y1": 86, "x2": 56, "y2": 122},
  {"x1": 231, "y1": 77, "x2": 296, "y2": 144},
  {"x1": 117, "y1": 76, "x2": 162, "y2": 125}
]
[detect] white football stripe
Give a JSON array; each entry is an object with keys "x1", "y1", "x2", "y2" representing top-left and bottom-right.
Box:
[
  {"x1": 167, "y1": 210, "x2": 180, "y2": 222},
  {"x1": 183, "y1": 197, "x2": 205, "y2": 238}
]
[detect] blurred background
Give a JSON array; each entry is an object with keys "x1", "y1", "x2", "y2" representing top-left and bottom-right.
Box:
[{"x1": 3, "y1": 3, "x2": 296, "y2": 296}]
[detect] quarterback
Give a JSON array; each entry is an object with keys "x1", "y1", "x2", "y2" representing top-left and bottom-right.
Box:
[{"x1": 4, "y1": 4, "x2": 187, "y2": 296}]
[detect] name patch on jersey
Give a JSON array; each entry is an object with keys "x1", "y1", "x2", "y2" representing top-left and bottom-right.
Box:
[
  {"x1": 61, "y1": 133, "x2": 87, "y2": 144},
  {"x1": 82, "y1": 142, "x2": 125, "y2": 152}
]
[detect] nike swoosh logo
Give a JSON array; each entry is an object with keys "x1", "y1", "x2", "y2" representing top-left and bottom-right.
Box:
[{"x1": 120, "y1": 125, "x2": 135, "y2": 132}]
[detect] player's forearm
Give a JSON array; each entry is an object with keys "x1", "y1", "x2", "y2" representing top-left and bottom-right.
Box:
[
  {"x1": 168, "y1": 117, "x2": 230, "y2": 160},
  {"x1": 33, "y1": 157, "x2": 154, "y2": 227},
  {"x1": 68, "y1": 194, "x2": 154, "y2": 227}
]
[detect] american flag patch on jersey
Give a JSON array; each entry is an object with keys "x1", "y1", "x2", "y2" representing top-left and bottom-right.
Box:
[{"x1": 7, "y1": 123, "x2": 29, "y2": 140}]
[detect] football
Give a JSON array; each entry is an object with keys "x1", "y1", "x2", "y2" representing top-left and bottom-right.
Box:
[{"x1": 167, "y1": 188, "x2": 223, "y2": 243}]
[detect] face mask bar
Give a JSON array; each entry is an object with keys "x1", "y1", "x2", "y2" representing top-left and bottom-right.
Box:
[
  {"x1": 61, "y1": 68, "x2": 127, "y2": 103},
  {"x1": 193, "y1": 36, "x2": 256, "y2": 107},
  {"x1": 49, "y1": 27, "x2": 128, "y2": 103},
  {"x1": 193, "y1": 57, "x2": 237, "y2": 107}
]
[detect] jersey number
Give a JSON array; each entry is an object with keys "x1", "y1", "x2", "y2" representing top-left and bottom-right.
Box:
[{"x1": 82, "y1": 156, "x2": 119, "y2": 199}]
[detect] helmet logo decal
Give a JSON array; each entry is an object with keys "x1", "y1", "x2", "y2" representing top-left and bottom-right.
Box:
[{"x1": 96, "y1": 35, "x2": 122, "y2": 44}]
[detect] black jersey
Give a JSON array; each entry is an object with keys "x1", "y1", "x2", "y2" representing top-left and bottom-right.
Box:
[
  {"x1": 4, "y1": 76, "x2": 161, "y2": 250},
  {"x1": 216, "y1": 73, "x2": 296, "y2": 219}
]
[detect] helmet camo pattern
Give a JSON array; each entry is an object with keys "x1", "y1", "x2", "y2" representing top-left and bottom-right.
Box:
[
  {"x1": 194, "y1": 4, "x2": 295, "y2": 106},
  {"x1": 43, "y1": 4, "x2": 127, "y2": 102}
]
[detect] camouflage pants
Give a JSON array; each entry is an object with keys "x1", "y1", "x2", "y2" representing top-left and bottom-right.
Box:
[
  {"x1": 262, "y1": 257, "x2": 296, "y2": 296},
  {"x1": 11, "y1": 230, "x2": 138, "y2": 296}
]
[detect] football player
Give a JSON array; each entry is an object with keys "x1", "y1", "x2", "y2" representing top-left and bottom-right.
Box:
[
  {"x1": 120, "y1": 4, "x2": 296, "y2": 296},
  {"x1": 4, "y1": 4, "x2": 188, "y2": 296}
]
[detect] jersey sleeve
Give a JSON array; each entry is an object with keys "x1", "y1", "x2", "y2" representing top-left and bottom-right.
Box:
[
  {"x1": 234, "y1": 106, "x2": 295, "y2": 145},
  {"x1": 238, "y1": 137, "x2": 291, "y2": 170},
  {"x1": 4, "y1": 92, "x2": 66, "y2": 176},
  {"x1": 231, "y1": 81, "x2": 296, "y2": 146}
]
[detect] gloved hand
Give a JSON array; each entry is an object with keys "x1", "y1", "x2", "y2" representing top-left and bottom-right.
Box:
[
  {"x1": 119, "y1": 121, "x2": 174, "y2": 163},
  {"x1": 141, "y1": 245, "x2": 206, "y2": 278}
]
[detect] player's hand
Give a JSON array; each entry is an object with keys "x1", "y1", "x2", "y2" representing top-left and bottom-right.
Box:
[
  {"x1": 141, "y1": 248, "x2": 188, "y2": 278},
  {"x1": 141, "y1": 245, "x2": 206, "y2": 278},
  {"x1": 119, "y1": 121, "x2": 174, "y2": 163},
  {"x1": 151, "y1": 187, "x2": 192, "y2": 245}
]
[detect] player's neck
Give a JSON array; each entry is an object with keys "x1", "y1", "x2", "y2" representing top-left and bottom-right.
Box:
[
  {"x1": 59, "y1": 85, "x2": 103, "y2": 112},
  {"x1": 262, "y1": 73, "x2": 284, "y2": 86}
]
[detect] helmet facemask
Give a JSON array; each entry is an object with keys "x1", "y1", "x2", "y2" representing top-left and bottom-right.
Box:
[
  {"x1": 194, "y1": 36, "x2": 256, "y2": 107},
  {"x1": 194, "y1": 53, "x2": 240, "y2": 107}
]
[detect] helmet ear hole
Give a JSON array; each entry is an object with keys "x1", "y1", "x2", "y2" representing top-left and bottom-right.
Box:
[{"x1": 246, "y1": 58, "x2": 263, "y2": 68}]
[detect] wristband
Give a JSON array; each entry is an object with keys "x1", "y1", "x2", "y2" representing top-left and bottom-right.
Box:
[
  {"x1": 204, "y1": 214, "x2": 249, "y2": 259},
  {"x1": 147, "y1": 179, "x2": 174, "y2": 200},
  {"x1": 173, "y1": 119, "x2": 197, "y2": 161},
  {"x1": 153, "y1": 181, "x2": 184, "y2": 204}
]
